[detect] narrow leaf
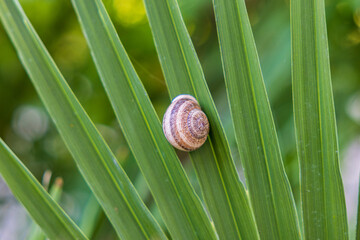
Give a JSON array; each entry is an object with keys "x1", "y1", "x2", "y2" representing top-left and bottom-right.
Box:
[
  {"x1": 144, "y1": 0, "x2": 259, "y2": 239},
  {"x1": 211, "y1": 0, "x2": 301, "y2": 239},
  {"x1": 70, "y1": 1, "x2": 216, "y2": 239},
  {"x1": 0, "y1": 139, "x2": 87, "y2": 240},
  {"x1": 0, "y1": 1, "x2": 166, "y2": 239},
  {"x1": 291, "y1": 0, "x2": 348, "y2": 238}
]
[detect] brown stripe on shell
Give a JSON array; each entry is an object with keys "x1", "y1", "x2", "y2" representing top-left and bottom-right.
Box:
[
  {"x1": 163, "y1": 103, "x2": 182, "y2": 150},
  {"x1": 169, "y1": 98, "x2": 194, "y2": 151},
  {"x1": 162, "y1": 94, "x2": 209, "y2": 152},
  {"x1": 187, "y1": 110, "x2": 209, "y2": 139},
  {"x1": 180, "y1": 104, "x2": 203, "y2": 145},
  {"x1": 177, "y1": 101, "x2": 202, "y2": 148}
]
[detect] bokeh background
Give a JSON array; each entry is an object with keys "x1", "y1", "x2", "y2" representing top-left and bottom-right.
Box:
[{"x1": 0, "y1": 0, "x2": 359, "y2": 239}]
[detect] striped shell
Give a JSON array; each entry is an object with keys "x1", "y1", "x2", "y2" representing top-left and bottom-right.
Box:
[{"x1": 162, "y1": 95, "x2": 209, "y2": 152}]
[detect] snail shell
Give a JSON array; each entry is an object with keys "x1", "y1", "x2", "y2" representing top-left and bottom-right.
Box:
[{"x1": 162, "y1": 95, "x2": 209, "y2": 152}]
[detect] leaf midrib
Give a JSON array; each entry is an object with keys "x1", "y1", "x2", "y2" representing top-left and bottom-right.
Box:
[
  {"x1": 233, "y1": 1, "x2": 281, "y2": 238},
  {"x1": 313, "y1": 0, "x2": 328, "y2": 237}
]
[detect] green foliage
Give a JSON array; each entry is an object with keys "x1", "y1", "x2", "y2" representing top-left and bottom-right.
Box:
[
  {"x1": 212, "y1": 0, "x2": 300, "y2": 238},
  {"x1": 71, "y1": 0, "x2": 216, "y2": 239},
  {"x1": 291, "y1": 0, "x2": 348, "y2": 238},
  {"x1": 143, "y1": 0, "x2": 258, "y2": 238},
  {"x1": 0, "y1": 0, "x2": 165, "y2": 238},
  {"x1": 0, "y1": 0, "x2": 354, "y2": 239}
]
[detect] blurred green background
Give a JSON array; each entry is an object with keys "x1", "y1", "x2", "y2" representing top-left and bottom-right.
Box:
[{"x1": 0, "y1": 0, "x2": 359, "y2": 239}]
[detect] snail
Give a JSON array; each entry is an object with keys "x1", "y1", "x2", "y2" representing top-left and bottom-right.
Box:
[{"x1": 162, "y1": 94, "x2": 209, "y2": 152}]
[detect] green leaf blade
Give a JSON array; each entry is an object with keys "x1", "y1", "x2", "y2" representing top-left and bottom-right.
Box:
[
  {"x1": 212, "y1": 0, "x2": 301, "y2": 239},
  {"x1": 70, "y1": 0, "x2": 217, "y2": 239},
  {"x1": 0, "y1": 1, "x2": 165, "y2": 239},
  {"x1": 291, "y1": 0, "x2": 348, "y2": 239},
  {"x1": 79, "y1": 195, "x2": 102, "y2": 238},
  {"x1": 144, "y1": 0, "x2": 259, "y2": 239},
  {"x1": 0, "y1": 140, "x2": 87, "y2": 240}
]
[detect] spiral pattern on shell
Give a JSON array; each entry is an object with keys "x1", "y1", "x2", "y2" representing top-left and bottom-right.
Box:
[{"x1": 162, "y1": 95, "x2": 209, "y2": 152}]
